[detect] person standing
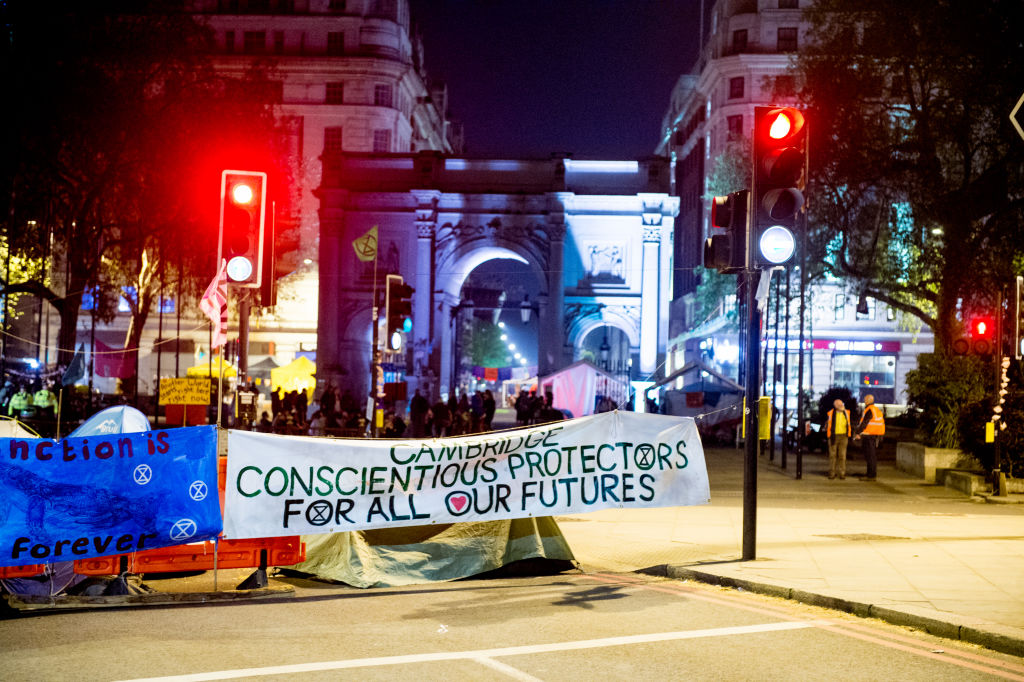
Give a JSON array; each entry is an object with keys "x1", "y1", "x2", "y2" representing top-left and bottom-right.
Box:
[
  {"x1": 855, "y1": 394, "x2": 886, "y2": 481},
  {"x1": 826, "y1": 398, "x2": 851, "y2": 480},
  {"x1": 409, "y1": 388, "x2": 429, "y2": 437}
]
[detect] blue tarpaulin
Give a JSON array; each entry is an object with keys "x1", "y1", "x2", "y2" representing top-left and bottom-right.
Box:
[{"x1": 0, "y1": 425, "x2": 222, "y2": 567}]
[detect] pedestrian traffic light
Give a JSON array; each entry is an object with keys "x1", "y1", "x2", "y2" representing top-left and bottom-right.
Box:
[
  {"x1": 385, "y1": 274, "x2": 413, "y2": 351},
  {"x1": 703, "y1": 190, "x2": 749, "y2": 273},
  {"x1": 219, "y1": 170, "x2": 267, "y2": 288},
  {"x1": 752, "y1": 107, "x2": 807, "y2": 267},
  {"x1": 971, "y1": 316, "x2": 995, "y2": 356}
]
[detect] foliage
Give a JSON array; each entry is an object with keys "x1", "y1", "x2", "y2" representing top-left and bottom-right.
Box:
[
  {"x1": 793, "y1": 0, "x2": 1024, "y2": 351},
  {"x1": 1, "y1": 1, "x2": 290, "y2": 377},
  {"x1": 693, "y1": 267, "x2": 738, "y2": 330},
  {"x1": 904, "y1": 353, "x2": 987, "y2": 448},
  {"x1": 957, "y1": 358, "x2": 1024, "y2": 476},
  {"x1": 816, "y1": 386, "x2": 855, "y2": 425},
  {"x1": 466, "y1": 319, "x2": 509, "y2": 368},
  {"x1": 705, "y1": 140, "x2": 750, "y2": 199}
]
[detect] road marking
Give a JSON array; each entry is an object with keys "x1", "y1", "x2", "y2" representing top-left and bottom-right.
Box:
[
  {"x1": 474, "y1": 656, "x2": 545, "y2": 682},
  {"x1": 587, "y1": 574, "x2": 1024, "y2": 680},
  {"x1": 116, "y1": 621, "x2": 814, "y2": 682}
]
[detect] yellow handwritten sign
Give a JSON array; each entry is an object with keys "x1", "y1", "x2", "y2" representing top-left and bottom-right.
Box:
[{"x1": 159, "y1": 377, "x2": 210, "y2": 406}]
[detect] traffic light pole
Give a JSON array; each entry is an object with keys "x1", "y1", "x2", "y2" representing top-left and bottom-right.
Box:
[{"x1": 742, "y1": 268, "x2": 761, "y2": 561}]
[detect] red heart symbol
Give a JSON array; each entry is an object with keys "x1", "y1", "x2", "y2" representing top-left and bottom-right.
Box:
[{"x1": 450, "y1": 494, "x2": 468, "y2": 512}]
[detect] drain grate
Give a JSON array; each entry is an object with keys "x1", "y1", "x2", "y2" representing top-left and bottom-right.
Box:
[{"x1": 814, "y1": 533, "x2": 910, "y2": 541}]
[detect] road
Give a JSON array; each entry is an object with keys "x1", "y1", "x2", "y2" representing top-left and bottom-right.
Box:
[{"x1": 3, "y1": 570, "x2": 1023, "y2": 681}]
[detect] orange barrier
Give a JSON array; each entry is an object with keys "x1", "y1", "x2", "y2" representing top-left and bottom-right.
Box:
[
  {"x1": 0, "y1": 565, "x2": 45, "y2": 579},
  {"x1": 73, "y1": 536, "x2": 305, "y2": 575}
]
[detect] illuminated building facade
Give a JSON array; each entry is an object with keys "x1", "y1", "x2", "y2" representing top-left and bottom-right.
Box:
[{"x1": 656, "y1": 0, "x2": 934, "y2": 406}]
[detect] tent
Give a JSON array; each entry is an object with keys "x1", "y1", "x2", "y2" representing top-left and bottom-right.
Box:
[
  {"x1": 647, "y1": 360, "x2": 744, "y2": 433},
  {"x1": 0, "y1": 416, "x2": 38, "y2": 438},
  {"x1": 270, "y1": 355, "x2": 316, "y2": 400},
  {"x1": 291, "y1": 518, "x2": 575, "y2": 589},
  {"x1": 539, "y1": 360, "x2": 630, "y2": 418},
  {"x1": 186, "y1": 357, "x2": 238, "y2": 378}
]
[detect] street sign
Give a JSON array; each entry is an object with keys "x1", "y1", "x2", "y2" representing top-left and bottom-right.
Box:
[{"x1": 1012, "y1": 90, "x2": 1024, "y2": 142}]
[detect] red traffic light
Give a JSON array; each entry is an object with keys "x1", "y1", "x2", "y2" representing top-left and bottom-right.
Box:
[
  {"x1": 761, "y1": 107, "x2": 805, "y2": 144},
  {"x1": 972, "y1": 317, "x2": 994, "y2": 338}
]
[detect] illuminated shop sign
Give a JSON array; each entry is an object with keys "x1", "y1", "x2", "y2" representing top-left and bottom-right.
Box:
[{"x1": 812, "y1": 339, "x2": 901, "y2": 353}]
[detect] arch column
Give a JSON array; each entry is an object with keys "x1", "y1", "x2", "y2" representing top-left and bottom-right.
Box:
[
  {"x1": 410, "y1": 189, "x2": 440, "y2": 398},
  {"x1": 316, "y1": 195, "x2": 349, "y2": 393},
  {"x1": 541, "y1": 194, "x2": 570, "y2": 376},
  {"x1": 640, "y1": 226, "x2": 661, "y2": 374}
]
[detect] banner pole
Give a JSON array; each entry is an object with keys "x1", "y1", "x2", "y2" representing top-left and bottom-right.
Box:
[{"x1": 213, "y1": 536, "x2": 219, "y2": 592}]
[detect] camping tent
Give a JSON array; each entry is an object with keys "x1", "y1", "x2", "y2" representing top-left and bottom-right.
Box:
[
  {"x1": 0, "y1": 416, "x2": 38, "y2": 438},
  {"x1": 647, "y1": 360, "x2": 744, "y2": 426},
  {"x1": 539, "y1": 360, "x2": 630, "y2": 418},
  {"x1": 270, "y1": 355, "x2": 316, "y2": 400},
  {"x1": 186, "y1": 357, "x2": 238, "y2": 378}
]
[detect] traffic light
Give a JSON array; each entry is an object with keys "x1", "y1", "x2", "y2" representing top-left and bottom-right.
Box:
[
  {"x1": 970, "y1": 316, "x2": 995, "y2": 356},
  {"x1": 752, "y1": 107, "x2": 807, "y2": 267},
  {"x1": 219, "y1": 170, "x2": 267, "y2": 288},
  {"x1": 385, "y1": 274, "x2": 413, "y2": 351},
  {"x1": 703, "y1": 190, "x2": 749, "y2": 273}
]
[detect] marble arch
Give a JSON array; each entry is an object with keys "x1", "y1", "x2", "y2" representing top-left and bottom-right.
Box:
[{"x1": 315, "y1": 152, "x2": 678, "y2": 401}]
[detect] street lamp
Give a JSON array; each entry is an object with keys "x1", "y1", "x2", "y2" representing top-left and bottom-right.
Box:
[
  {"x1": 520, "y1": 295, "x2": 532, "y2": 323},
  {"x1": 599, "y1": 331, "x2": 610, "y2": 370}
]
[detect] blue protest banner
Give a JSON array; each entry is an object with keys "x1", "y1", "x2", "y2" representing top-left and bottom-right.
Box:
[{"x1": 0, "y1": 426, "x2": 222, "y2": 567}]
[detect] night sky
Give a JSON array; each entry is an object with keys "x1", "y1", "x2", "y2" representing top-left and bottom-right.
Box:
[{"x1": 410, "y1": 1, "x2": 703, "y2": 159}]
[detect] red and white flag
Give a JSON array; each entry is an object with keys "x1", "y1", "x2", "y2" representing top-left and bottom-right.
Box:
[{"x1": 200, "y1": 259, "x2": 228, "y2": 349}]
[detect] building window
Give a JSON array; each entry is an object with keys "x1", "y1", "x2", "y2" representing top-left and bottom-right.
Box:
[
  {"x1": 779, "y1": 0, "x2": 798, "y2": 7},
  {"x1": 225, "y1": 30, "x2": 235, "y2": 53},
  {"x1": 243, "y1": 31, "x2": 265, "y2": 54},
  {"x1": 833, "y1": 355, "x2": 896, "y2": 397},
  {"x1": 777, "y1": 27, "x2": 798, "y2": 52},
  {"x1": 834, "y1": 294, "x2": 846, "y2": 321},
  {"x1": 374, "y1": 84, "x2": 393, "y2": 108},
  {"x1": 327, "y1": 31, "x2": 344, "y2": 56},
  {"x1": 732, "y1": 29, "x2": 747, "y2": 52},
  {"x1": 887, "y1": 306, "x2": 897, "y2": 321},
  {"x1": 329, "y1": 0, "x2": 346, "y2": 10},
  {"x1": 373, "y1": 129, "x2": 391, "y2": 152},
  {"x1": 727, "y1": 115, "x2": 744, "y2": 139},
  {"x1": 857, "y1": 297, "x2": 875, "y2": 320},
  {"x1": 326, "y1": 82, "x2": 344, "y2": 104},
  {"x1": 728, "y1": 76, "x2": 744, "y2": 99},
  {"x1": 273, "y1": 31, "x2": 284, "y2": 54},
  {"x1": 324, "y1": 127, "x2": 343, "y2": 153}
]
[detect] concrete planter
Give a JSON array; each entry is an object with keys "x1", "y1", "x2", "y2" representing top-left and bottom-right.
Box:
[{"x1": 896, "y1": 442, "x2": 981, "y2": 483}]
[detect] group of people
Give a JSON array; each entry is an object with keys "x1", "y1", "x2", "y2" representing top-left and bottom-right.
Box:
[
  {"x1": 1, "y1": 380, "x2": 58, "y2": 419},
  {"x1": 408, "y1": 388, "x2": 500, "y2": 438},
  {"x1": 824, "y1": 394, "x2": 886, "y2": 481},
  {"x1": 512, "y1": 389, "x2": 567, "y2": 426},
  {"x1": 256, "y1": 383, "x2": 367, "y2": 436}
]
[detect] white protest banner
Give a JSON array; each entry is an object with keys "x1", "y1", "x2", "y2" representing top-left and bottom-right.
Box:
[{"x1": 222, "y1": 411, "x2": 709, "y2": 539}]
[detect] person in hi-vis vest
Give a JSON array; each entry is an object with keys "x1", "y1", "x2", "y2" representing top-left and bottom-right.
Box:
[
  {"x1": 826, "y1": 399, "x2": 851, "y2": 480},
  {"x1": 854, "y1": 394, "x2": 886, "y2": 481}
]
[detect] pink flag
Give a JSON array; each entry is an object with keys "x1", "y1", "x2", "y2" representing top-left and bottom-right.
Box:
[
  {"x1": 200, "y1": 259, "x2": 228, "y2": 349},
  {"x1": 94, "y1": 339, "x2": 136, "y2": 378}
]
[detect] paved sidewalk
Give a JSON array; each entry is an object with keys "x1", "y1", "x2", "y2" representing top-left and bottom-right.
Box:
[{"x1": 556, "y1": 446, "x2": 1024, "y2": 656}]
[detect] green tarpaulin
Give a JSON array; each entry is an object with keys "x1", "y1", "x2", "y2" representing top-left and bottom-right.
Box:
[{"x1": 291, "y1": 517, "x2": 575, "y2": 588}]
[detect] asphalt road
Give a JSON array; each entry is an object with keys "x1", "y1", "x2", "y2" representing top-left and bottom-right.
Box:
[{"x1": 3, "y1": 571, "x2": 1022, "y2": 681}]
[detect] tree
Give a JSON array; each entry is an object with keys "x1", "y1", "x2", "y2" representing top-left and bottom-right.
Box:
[
  {"x1": 794, "y1": 0, "x2": 1024, "y2": 351},
  {"x1": 1, "y1": 1, "x2": 289, "y2": 382},
  {"x1": 466, "y1": 319, "x2": 509, "y2": 368}
]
